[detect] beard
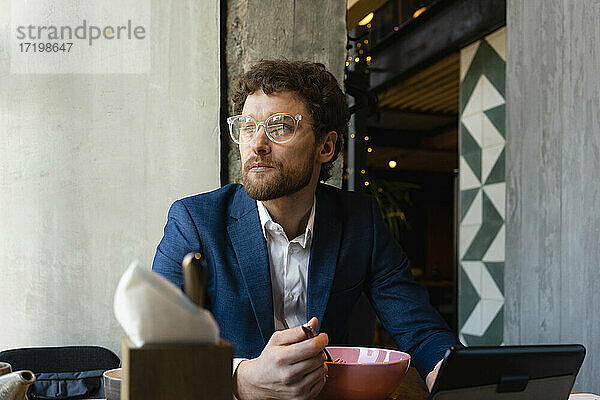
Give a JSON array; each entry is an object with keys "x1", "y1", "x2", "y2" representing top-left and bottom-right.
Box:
[{"x1": 241, "y1": 153, "x2": 315, "y2": 201}]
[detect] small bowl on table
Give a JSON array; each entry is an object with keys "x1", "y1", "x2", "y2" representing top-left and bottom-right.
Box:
[
  {"x1": 318, "y1": 346, "x2": 411, "y2": 400},
  {"x1": 103, "y1": 368, "x2": 122, "y2": 400}
]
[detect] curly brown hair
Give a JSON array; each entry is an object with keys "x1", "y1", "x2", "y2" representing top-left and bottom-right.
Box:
[{"x1": 232, "y1": 59, "x2": 349, "y2": 182}]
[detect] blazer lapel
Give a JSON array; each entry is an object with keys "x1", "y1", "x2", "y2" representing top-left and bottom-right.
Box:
[
  {"x1": 307, "y1": 183, "x2": 342, "y2": 333},
  {"x1": 227, "y1": 186, "x2": 274, "y2": 344}
]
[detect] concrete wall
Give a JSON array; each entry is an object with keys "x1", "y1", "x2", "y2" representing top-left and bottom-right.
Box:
[
  {"x1": 0, "y1": 0, "x2": 220, "y2": 355},
  {"x1": 505, "y1": 0, "x2": 600, "y2": 393},
  {"x1": 222, "y1": 0, "x2": 347, "y2": 187}
]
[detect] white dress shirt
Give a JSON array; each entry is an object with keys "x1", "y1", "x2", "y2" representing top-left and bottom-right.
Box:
[
  {"x1": 233, "y1": 196, "x2": 316, "y2": 373},
  {"x1": 258, "y1": 196, "x2": 315, "y2": 331}
]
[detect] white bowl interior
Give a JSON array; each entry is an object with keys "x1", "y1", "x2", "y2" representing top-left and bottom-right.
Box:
[{"x1": 326, "y1": 346, "x2": 410, "y2": 364}]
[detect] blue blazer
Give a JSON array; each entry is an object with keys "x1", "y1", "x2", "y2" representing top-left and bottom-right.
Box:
[{"x1": 152, "y1": 183, "x2": 460, "y2": 378}]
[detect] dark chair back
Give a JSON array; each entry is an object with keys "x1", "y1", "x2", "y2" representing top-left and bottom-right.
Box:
[{"x1": 0, "y1": 346, "x2": 120, "y2": 399}]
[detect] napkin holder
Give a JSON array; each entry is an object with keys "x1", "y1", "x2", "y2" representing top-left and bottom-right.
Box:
[{"x1": 121, "y1": 336, "x2": 234, "y2": 400}]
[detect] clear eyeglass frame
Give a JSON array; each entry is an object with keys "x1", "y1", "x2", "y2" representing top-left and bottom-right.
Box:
[{"x1": 227, "y1": 113, "x2": 303, "y2": 144}]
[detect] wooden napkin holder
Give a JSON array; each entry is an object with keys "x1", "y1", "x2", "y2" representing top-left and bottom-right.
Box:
[{"x1": 121, "y1": 336, "x2": 234, "y2": 400}]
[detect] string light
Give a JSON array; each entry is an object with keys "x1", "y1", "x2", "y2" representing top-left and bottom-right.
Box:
[
  {"x1": 367, "y1": 23, "x2": 371, "y2": 29},
  {"x1": 364, "y1": 136, "x2": 369, "y2": 141},
  {"x1": 364, "y1": 39, "x2": 369, "y2": 44},
  {"x1": 388, "y1": 160, "x2": 397, "y2": 169},
  {"x1": 360, "y1": 169, "x2": 366, "y2": 174},
  {"x1": 364, "y1": 181, "x2": 370, "y2": 186},
  {"x1": 367, "y1": 147, "x2": 373, "y2": 152},
  {"x1": 346, "y1": 61, "x2": 349, "y2": 66},
  {"x1": 394, "y1": 26, "x2": 399, "y2": 31},
  {"x1": 366, "y1": 56, "x2": 372, "y2": 62},
  {"x1": 355, "y1": 57, "x2": 360, "y2": 62}
]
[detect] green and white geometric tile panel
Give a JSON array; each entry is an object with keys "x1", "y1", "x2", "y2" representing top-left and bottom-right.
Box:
[{"x1": 458, "y1": 27, "x2": 506, "y2": 346}]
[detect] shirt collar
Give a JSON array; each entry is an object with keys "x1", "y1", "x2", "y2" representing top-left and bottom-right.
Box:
[{"x1": 257, "y1": 195, "x2": 316, "y2": 248}]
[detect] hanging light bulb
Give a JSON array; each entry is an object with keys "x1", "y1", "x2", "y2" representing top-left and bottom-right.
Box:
[
  {"x1": 358, "y1": 12, "x2": 374, "y2": 26},
  {"x1": 413, "y1": 7, "x2": 427, "y2": 18}
]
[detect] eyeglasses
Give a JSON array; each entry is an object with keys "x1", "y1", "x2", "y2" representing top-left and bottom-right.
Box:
[{"x1": 227, "y1": 113, "x2": 303, "y2": 144}]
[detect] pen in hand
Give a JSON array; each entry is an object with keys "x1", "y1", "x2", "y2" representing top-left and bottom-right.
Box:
[{"x1": 301, "y1": 323, "x2": 333, "y2": 362}]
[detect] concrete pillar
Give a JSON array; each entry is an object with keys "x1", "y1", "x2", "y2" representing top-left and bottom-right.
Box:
[
  {"x1": 222, "y1": 0, "x2": 347, "y2": 187},
  {"x1": 505, "y1": 0, "x2": 600, "y2": 393}
]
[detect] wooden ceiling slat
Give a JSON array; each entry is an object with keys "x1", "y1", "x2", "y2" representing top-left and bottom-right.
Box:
[
  {"x1": 426, "y1": 103, "x2": 456, "y2": 114},
  {"x1": 440, "y1": 104, "x2": 460, "y2": 114},
  {"x1": 420, "y1": 88, "x2": 459, "y2": 109},
  {"x1": 427, "y1": 103, "x2": 457, "y2": 115},
  {"x1": 380, "y1": 67, "x2": 458, "y2": 107},
  {"x1": 389, "y1": 80, "x2": 457, "y2": 109},
  {"x1": 428, "y1": 104, "x2": 458, "y2": 115},
  {"x1": 430, "y1": 91, "x2": 460, "y2": 107},
  {"x1": 377, "y1": 53, "x2": 458, "y2": 105},
  {"x1": 390, "y1": 85, "x2": 456, "y2": 109},
  {"x1": 390, "y1": 70, "x2": 459, "y2": 107},
  {"x1": 415, "y1": 92, "x2": 454, "y2": 110},
  {"x1": 376, "y1": 50, "x2": 461, "y2": 117},
  {"x1": 430, "y1": 95, "x2": 459, "y2": 110},
  {"x1": 405, "y1": 84, "x2": 457, "y2": 107},
  {"x1": 427, "y1": 97, "x2": 459, "y2": 114},
  {"x1": 379, "y1": 62, "x2": 459, "y2": 106},
  {"x1": 421, "y1": 94, "x2": 458, "y2": 110},
  {"x1": 379, "y1": 54, "x2": 457, "y2": 97}
]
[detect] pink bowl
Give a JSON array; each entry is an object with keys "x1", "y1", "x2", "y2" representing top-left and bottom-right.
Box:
[{"x1": 317, "y1": 346, "x2": 411, "y2": 400}]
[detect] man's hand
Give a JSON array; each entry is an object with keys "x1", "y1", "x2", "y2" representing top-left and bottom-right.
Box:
[
  {"x1": 425, "y1": 360, "x2": 443, "y2": 392},
  {"x1": 234, "y1": 317, "x2": 329, "y2": 400}
]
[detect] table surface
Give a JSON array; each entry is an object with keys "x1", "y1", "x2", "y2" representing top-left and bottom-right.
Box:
[
  {"x1": 90, "y1": 367, "x2": 597, "y2": 400},
  {"x1": 91, "y1": 367, "x2": 429, "y2": 400},
  {"x1": 388, "y1": 367, "x2": 429, "y2": 400}
]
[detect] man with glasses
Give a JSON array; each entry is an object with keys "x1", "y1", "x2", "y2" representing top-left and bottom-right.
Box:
[{"x1": 152, "y1": 60, "x2": 461, "y2": 399}]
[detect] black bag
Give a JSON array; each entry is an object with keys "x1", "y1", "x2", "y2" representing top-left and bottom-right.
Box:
[{"x1": 28, "y1": 369, "x2": 107, "y2": 399}]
